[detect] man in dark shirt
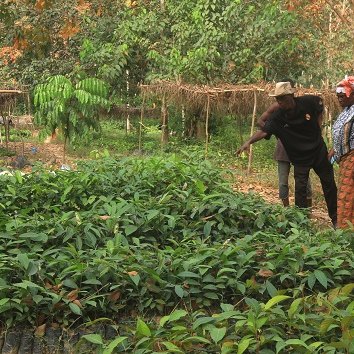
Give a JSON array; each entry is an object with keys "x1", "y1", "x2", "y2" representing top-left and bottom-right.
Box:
[{"x1": 236, "y1": 81, "x2": 337, "y2": 227}]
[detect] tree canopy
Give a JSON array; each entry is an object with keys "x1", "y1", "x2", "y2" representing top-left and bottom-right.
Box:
[{"x1": 0, "y1": 0, "x2": 353, "y2": 92}]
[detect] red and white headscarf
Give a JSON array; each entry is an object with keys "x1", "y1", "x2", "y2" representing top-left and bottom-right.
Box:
[{"x1": 336, "y1": 76, "x2": 354, "y2": 97}]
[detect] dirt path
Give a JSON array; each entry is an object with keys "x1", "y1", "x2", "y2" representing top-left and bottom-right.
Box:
[{"x1": 2, "y1": 141, "x2": 78, "y2": 170}]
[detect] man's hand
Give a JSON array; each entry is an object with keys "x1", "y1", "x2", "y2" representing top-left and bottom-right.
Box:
[{"x1": 236, "y1": 142, "x2": 251, "y2": 156}]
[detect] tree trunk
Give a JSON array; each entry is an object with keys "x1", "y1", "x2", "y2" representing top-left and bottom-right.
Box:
[{"x1": 196, "y1": 119, "x2": 206, "y2": 140}]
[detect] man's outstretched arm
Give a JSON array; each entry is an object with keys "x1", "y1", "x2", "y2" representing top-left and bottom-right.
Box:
[{"x1": 236, "y1": 130, "x2": 268, "y2": 156}]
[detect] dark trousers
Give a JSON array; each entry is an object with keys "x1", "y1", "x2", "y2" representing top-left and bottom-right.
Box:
[{"x1": 293, "y1": 149, "x2": 337, "y2": 225}]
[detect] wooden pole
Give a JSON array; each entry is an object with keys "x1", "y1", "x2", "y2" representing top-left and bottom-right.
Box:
[
  {"x1": 247, "y1": 90, "x2": 257, "y2": 175},
  {"x1": 126, "y1": 69, "x2": 130, "y2": 135},
  {"x1": 138, "y1": 93, "x2": 145, "y2": 152},
  {"x1": 160, "y1": 0, "x2": 165, "y2": 11},
  {"x1": 205, "y1": 94, "x2": 210, "y2": 158},
  {"x1": 181, "y1": 105, "x2": 185, "y2": 137},
  {"x1": 161, "y1": 93, "x2": 169, "y2": 147}
]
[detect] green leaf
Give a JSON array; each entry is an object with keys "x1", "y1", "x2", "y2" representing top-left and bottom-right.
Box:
[
  {"x1": 314, "y1": 270, "x2": 328, "y2": 288},
  {"x1": 182, "y1": 336, "x2": 211, "y2": 344},
  {"x1": 288, "y1": 298, "x2": 302, "y2": 318},
  {"x1": 162, "y1": 341, "x2": 184, "y2": 353},
  {"x1": 103, "y1": 337, "x2": 128, "y2": 354},
  {"x1": 128, "y1": 274, "x2": 140, "y2": 286},
  {"x1": 320, "y1": 318, "x2": 336, "y2": 334},
  {"x1": 14, "y1": 280, "x2": 41, "y2": 289},
  {"x1": 63, "y1": 279, "x2": 78, "y2": 288},
  {"x1": 82, "y1": 278, "x2": 102, "y2": 285},
  {"x1": 17, "y1": 253, "x2": 30, "y2": 269},
  {"x1": 285, "y1": 339, "x2": 308, "y2": 348},
  {"x1": 146, "y1": 210, "x2": 159, "y2": 221},
  {"x1": 220, "y1": 303, "x2": 234, "y2": 312},
  {"x1": 217, "y1": 268, "x2": 237, "y2": 276},
  {"x1": 308, "y1": 342, "x2": 324, "y2": 350},
  {"x1": 195, "y1": 180, "x2": 206, "y2": 193},
  {"x1": 203, "y1": 221, "x2": 212, "y2": 237},
  {"x1": 33, "y1": 295, "x2": 43, "y2": 304},
  {"x1": 192, "y1": 317, "x2": 215, "y2": 330},
  {"x1": 19, "y1": 232, "x2": 48, "y2": 242},
  {"x1": 169, "y1": 309, "x2": 188, "y2": 322},
  {"x1": 69, "y1": 302, "x2": 82, "y2": 315},
  {"x1": 237, "y1": 338, "x2": 251, "y2": 354},
  {"x1": 209, "y1": 326, "x2": 227, "y2": 344},
  {"x1": 136, "y1": 318, "x2": 151, "y2": 337},
  {"x1": 204, "y1": 292, "x2": 219, "y2": 300},
  {"x1": 263, "y1": 295, "x2": 290, "y2": 311},
  {"x1": 124, "y1": 225, "x2": 138, "y2": 236},
  {"x1": 266, "y1": 280, "x2": 277, "y2": 297},
  {"x1": 174, "y1": 285, "x2": 184, "y2": 298},
  {"x1": 28, "y1": 262, "x2": 39, "y2": 276},
  {"x1": 159, "y1": 315, "x2": 170, "y2": 328},
  {"x1": 82, "y1": 334, "x2": 103, "y2": 345},
  {"x1": 0, "y1": 298, "x2": 10, "y2": 306},
  {"x1": 307, "y1": 273, "x2": 316, "y2": 289},
  {"x1": 341, "y1": 283, "x2": 354, "y2": 295},
  {"x1": 177, "y1": 271, "x2": 200, "y2": 278}
]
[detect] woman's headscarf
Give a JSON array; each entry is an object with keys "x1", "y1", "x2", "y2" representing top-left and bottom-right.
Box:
[{"x1": 336, "y1": 76, "x2": 354, "y2": 97}]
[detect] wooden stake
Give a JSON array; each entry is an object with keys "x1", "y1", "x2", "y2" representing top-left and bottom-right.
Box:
[
  {"x1": 138, "y1": 93, "x2": 145, "y2": 152},
  {"x1": 161, "y1": 93, "x2": 169, "y2": 146},
  {"x1": 205, "y1": 94, "x2": 210, "y2": 157},
  {"x1": 247, "y1": 90, "x2": 257, "y2": 175},
  {"x1": 126, "y1": 69, "x2": 130, "y2": 135}
]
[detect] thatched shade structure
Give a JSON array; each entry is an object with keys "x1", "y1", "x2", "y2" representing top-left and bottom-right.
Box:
[
  {"x1": 0, "y1": 82, "x2": 30, "y2": 150},
  {"x1": 140, "y1": 80, "x2": 341, "y2": 117},
  {"x1": 140, "y1": 80, "x2": 341, "y2": 167}
]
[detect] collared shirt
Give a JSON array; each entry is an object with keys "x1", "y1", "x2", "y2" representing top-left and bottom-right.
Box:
[
  {"x1": 263, "y1": 95, "x2": 324, "y2": 166},
  {"x1": 332, "y1": 105, "x2": 354, "y2": 161}
]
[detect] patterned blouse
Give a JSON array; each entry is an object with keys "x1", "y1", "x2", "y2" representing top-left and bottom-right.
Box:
[{"x1": 332, "y1": 104, "x2": 354, "y2": 161}]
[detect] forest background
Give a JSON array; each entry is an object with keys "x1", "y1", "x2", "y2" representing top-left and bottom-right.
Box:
[{"x1": 0, "y1": 0, "x2": 353, "y2": 95}]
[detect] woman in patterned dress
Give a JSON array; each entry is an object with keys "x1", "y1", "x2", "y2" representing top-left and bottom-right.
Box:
[{"x1": 331, "y1": 76, "x2": 354, "y2": 229}]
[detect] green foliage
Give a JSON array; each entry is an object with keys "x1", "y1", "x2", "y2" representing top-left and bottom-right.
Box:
[
  {"x1": 34, "y1": 75, "x2": 110, "y2": 146},
  {"x1": 147, "y1": 0, "x2": 304, "y2": 83},
  {"x1": 77, "y1": 286, "x2": 354, "y2": 353},
  {"x1": 0, "y1": 156, "x2": 352, "y2": 328},
  {"x1": 2, "y1": 0, "x2": 350, "y2": 90},
  {"x1": 0, "y1": 155, "x2": 352, "y2": 351}
]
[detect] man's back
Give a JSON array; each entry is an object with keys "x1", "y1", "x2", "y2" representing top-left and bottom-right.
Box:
[{"x1": 263, "y1": 95, "x2": 325, "y2": 166}]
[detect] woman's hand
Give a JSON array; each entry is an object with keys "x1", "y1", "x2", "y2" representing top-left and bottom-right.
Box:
[{"x1": 328, "y1": 148, "x2": 334, "y2": 161}]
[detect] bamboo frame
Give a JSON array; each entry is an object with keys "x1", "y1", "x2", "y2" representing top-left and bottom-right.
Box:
[{"x1": 0, "y1": 83, "x2": 30, "y2": 150}]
